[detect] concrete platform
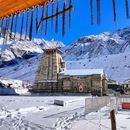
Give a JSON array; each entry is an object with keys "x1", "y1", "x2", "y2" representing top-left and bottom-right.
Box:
[
  {"x1": 54, "y1": 100, "x2": 66, "y2": 106},
  {"x1": 54, "y1": 97, "x2": 85, "y2": 106}
]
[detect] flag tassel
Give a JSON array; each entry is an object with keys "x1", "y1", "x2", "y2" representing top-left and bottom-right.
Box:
[
  {"x1": 112, "y1": 0, "x2": 116, "y2": 22},
  {"x1": 125, "y1": 0, "x2": 129, "y2": 19},
  {"x1": 90, "y1": 0, "x2": 94, "y2": 25},
  {"x1": 69, "y1": 0, "x2": 72, "y2": 29},
  {"x1": 36, "y1": 7, "x2": 39, "y2": 34},
  {"x1": 20, "y1": 13, "x2": 24, "y2": 41},
  {"x1": 97, "y1": 0, "x2": 100, "y2": 24},
  {"x1": 41, "y1": 5, "x2": 45, "y2": 35},
  {"x1": 10, "y1": 15, "x2": 14, "y2": 40},
  {"x1": 51, "y1": 2, "x2": 54, "y2": 32},
  {"x1": 29, "y1": 9, "x2": 34, "y2": 41},
  {"x1": 25, "y1": 11, "x2": 29, "y2": 40},
  {"x1": 55, "y1": 0, "x2": 59, "y2": 33},
  {"x1": 62, "y1": 0, "x2": 66, "y2": 36},
  {"x1": 5, "y1": 18, "x2": 10, "y2": 42},
  {"x1": 45, "y1": 4, "x2": 49, "y2": 35},
  {"x1": 14, "y1": 14, "x2": 18, "y2": 40}
]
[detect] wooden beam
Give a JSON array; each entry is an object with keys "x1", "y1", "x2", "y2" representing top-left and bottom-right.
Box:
[{"x1": 0, "y1": 0, "x2": 50, "y2": 19}]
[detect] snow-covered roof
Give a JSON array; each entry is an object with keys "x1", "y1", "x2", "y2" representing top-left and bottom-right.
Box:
[{"x1": 60, "y1": 69, "x2": 104, "y2": 76}]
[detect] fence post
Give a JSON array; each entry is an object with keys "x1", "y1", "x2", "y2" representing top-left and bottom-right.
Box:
[{"x1": 110, "y1": 109, "x2": 117, "y2": 130}]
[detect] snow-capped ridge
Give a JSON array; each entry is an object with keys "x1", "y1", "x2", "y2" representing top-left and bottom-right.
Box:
[
  {"x1": 0, "y1": 38, "x2": 64, "y2": 67},
  {"x1": 65, "y1": 27, "x2": 130, "y2": 60}
]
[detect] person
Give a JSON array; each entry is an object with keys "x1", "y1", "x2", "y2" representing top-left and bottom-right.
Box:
[{"x1": 120, "y1": 87, "x2": 124, "y2": 95}]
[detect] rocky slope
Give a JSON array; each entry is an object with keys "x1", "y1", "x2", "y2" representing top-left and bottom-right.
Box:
[{"x1": 64, "y1": 27, "x2": 130, "y2": 60}]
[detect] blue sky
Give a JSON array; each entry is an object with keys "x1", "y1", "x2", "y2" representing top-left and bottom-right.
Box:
[{"x1": 20, "y1": 0, "x2": 130, "y2": 45}]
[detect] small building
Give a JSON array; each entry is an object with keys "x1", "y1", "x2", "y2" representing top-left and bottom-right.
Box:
[
  {"x1": 33, "y1": 47, "x2": 108, "y2": 95},
  {"x1": 124, "y1": 79, "x2": 130, "y2": 88},
  {"x1": 123, "y1": 79, "x2": 130, "y2": 95},
  {"x1": 59, "y1": 69, "x2": 107, "y2": 95},
  {"x1": 108, "y1": 79, "x2": 121, "y2": 91}
]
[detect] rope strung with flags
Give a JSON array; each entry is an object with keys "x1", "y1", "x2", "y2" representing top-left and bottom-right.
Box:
[{"x1": 0, "y1": 0, "x2": 130, "y2": 43}]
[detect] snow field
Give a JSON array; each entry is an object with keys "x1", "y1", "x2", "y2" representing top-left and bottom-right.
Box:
[{"x1": 0, "y1": 96, "x2": 129, "y2": 130}]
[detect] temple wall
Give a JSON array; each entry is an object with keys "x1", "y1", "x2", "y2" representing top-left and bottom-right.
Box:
[{"x1": 60, "y1": 75, "x2": 107, "y2": 95}]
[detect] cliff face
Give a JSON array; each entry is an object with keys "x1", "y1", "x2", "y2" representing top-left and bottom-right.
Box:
[{"x1": 64, "y1": 27, "x2": 130, "y2": 60}]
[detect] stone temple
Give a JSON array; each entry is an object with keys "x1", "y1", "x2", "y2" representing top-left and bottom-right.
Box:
[{"x1": 33, "y1": 48, "x2": 108, "y2": 95}]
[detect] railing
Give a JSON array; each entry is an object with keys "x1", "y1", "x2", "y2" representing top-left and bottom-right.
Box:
[{"x1": 118, "y1": 95, "x2": 130, "y2": 103}]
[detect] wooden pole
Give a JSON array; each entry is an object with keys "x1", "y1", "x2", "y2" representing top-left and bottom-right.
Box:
[
  {"x1": 100, "y1": 77, "x2": 103, "y2": 96},
  {"x1": 100, "y1": 86, "x2": 103, "y2": 96},
  {"x1": 110, "y1": 109, "x2": 117, "y2": 130}
]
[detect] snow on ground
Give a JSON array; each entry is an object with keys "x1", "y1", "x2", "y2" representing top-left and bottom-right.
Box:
[
  {"x1": 0, "y1": 78, "x2": 32, "y2": 95},
  {"x1": 71, "y1": 107, "x2": 130, "y2": 130},
  {"x1": 0, "y1": 96, "x2": 130, "y2": 130},
  {"x1": 0, "y1": 96, "x2": 86, "y2": 130},
  {"x1": 0, "y1": 78, "x2": 22, "y2": 87}
]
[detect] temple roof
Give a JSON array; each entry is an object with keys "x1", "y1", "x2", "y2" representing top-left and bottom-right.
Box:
[
  {"x1": 43, "y1": 48, "x2": 63, "y2": 54},
  {"x1": 60, "y1": 69, "x2": 104, "y2": 76}
]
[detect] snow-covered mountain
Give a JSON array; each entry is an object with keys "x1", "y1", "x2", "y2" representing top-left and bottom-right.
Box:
[
  {"x1": 0, "y1": 27, "x2": 130, "y2": 84},
  {"x1": 64, "y1": 27, "x2": 130, "y2": 60},
  {"x1": 0, "y1": 38, "x2": 64, "y2": 67}
]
